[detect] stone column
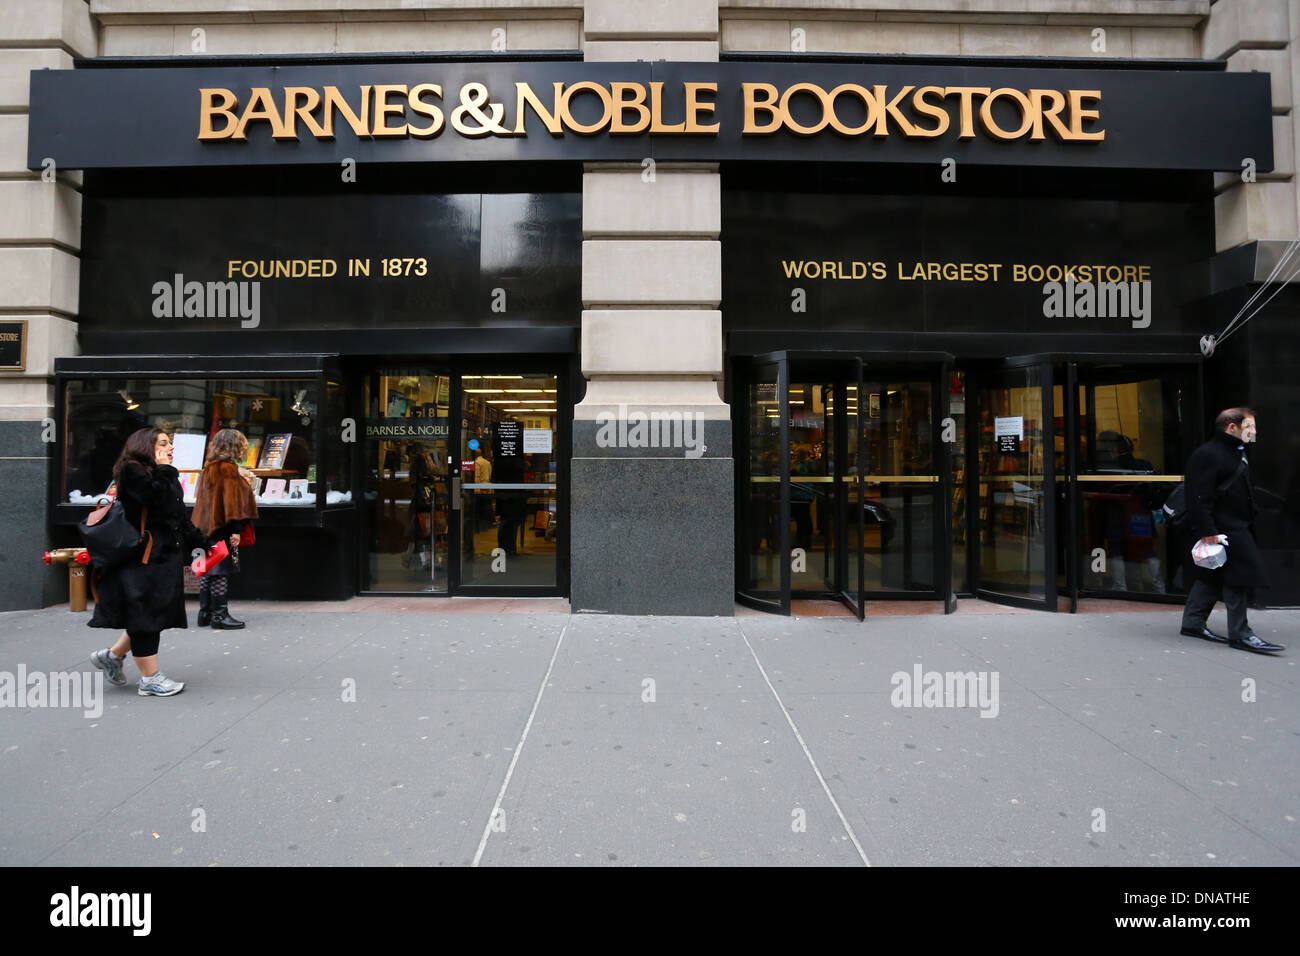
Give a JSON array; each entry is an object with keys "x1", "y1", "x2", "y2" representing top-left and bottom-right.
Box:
[
  {"x1": 1207, "y1": 0, "x2": 1299, "y2": 248},
  {"x1": 0, "y1": 0, "x2": 93, "y2": 610},
  {"x1": 572, "y1": 0, "x2": 732, "y2": 614}
]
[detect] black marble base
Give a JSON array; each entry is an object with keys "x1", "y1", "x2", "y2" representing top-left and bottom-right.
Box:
[
  {"x1": 0, "y1": 421, "x2": 54, "y2": 611},
  {"x1": 571, "y1": 456, "x2": 734, "y2": 616}
]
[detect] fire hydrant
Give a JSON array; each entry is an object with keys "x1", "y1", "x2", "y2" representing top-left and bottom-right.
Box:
[{"x1": 44, "y1": 548, "x2": 91, "y2": 612}]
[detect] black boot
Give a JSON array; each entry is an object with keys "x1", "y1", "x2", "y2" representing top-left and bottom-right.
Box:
[
  {"x1": 210, "y1": 599, "x2": 245, "y2": 630},
  {"x1": 197, "y1": 588, "x2": 211, "y2": 627}
]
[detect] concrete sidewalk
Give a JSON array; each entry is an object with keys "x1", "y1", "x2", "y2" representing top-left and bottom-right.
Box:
[{"x1": 1, "y1": 600, "x2": 1296, "y2": 866}]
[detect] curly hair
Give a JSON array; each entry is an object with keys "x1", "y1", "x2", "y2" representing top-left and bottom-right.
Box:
[{"x1": 207, "y1": 428, "x2": 250, "y2": 465}]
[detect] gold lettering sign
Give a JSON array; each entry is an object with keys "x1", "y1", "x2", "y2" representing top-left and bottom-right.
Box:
[{"x1": 198, "y1": 80, "x2": 1104, "y2": 143}]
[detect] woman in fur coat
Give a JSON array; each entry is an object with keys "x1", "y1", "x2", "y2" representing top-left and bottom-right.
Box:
[{"x1": 192, "y1": 429, "x2": 260, "y2": 630}]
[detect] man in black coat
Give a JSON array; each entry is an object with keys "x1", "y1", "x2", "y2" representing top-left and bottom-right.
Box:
[{"x1": 1179, "y1": 407, "x2": 1284, "y2": 654}]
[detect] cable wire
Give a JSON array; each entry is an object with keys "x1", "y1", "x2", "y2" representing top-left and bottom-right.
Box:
[{"x1": 1211, "y1": 239, "x2": 1300, "y2": 347}]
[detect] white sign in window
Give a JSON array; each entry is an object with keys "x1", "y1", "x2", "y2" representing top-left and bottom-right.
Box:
[
  {"x1": 994, "y1": 416, "x2": 1024, "y2": 440},
  {"x1": 523, "y1": 428, "x2": 553, "y2": 454}
]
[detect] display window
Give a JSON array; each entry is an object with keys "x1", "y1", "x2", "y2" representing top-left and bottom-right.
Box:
[{"x1": 61, "y1": 376, "x2": 351, "y2": 508}]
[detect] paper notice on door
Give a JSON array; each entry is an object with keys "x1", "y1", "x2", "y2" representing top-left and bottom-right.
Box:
[
  {"x1": 523, "y1": 428, "x2": 552, "y2": 454},
  {"x1": 994, "y1": 416, "x2": 1024, "y2": 439}
]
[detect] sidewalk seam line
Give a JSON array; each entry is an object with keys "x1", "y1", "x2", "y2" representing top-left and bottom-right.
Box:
[
  {"x1": 735, "y1": 619, "x2": 872, "y2": 867},
  {"x1": 471, "y1": 616, "x2": 570, "y2": 867}
]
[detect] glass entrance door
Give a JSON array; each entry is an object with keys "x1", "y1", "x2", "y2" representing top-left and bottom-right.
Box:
[
  {"x1": 858, "y1": 370, "x2": 947, "y2": 598},
  {"x1": 362, "y1": 368, "x2": 452, "y2": 592},
  {"x1": 1066, "y1": 362, "x2": 1199, "y2": 601},
  {"x1": 837, "y1": 360, "x2": 866, "y2": 617},
  {"x1": 361, "y1": 365, "x2": 565, "y2": 597},
  {"x1": 735, "y1": 353, "x2": 948, "y2": 617},
  {"x1": 972, "y1": 359, "x2": 1057, "y2": 610},
  {"x1": 455, "y1": 372, "x2": 559, "y2": 591},
  {"x1": 737, "y1": 358, "x2": 790, "y2": 613},
  {"x1": 787, "y1": 364, "x2": 864, "y2": 618}
]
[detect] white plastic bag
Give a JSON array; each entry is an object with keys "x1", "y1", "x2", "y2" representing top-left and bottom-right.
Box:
[{"x1": 1191, "y1": 534, "x2": 1229, "y2": 570}]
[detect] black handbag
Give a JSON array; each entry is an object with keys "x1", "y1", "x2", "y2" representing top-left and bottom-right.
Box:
[
  {"x1": 1162, "y1": 459, "x2": 1244, "y2": 531},
  {"x1": 78, "y1": 498, "x2": 152, "y2": 569}
]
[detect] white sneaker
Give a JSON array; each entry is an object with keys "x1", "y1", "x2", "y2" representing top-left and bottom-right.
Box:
[
  {"x1": 90, "y1": 648, "x2": 126, "y2": 686},
  {"x1": 138, "y1": 672, "x2": 185, "y2": 697}
]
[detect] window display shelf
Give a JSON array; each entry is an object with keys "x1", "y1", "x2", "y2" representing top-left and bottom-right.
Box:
[
  {"x1": 52, "y1": 500, "x2": 348, "y2": 528},
  {"x1": 53, "y1": 354, "x2": 351, "y2": 521}
]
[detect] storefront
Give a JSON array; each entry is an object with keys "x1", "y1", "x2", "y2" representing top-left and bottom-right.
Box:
[
  {"x1": 722, "y1": 160, "x2": 1219, "y2": 614},
  {"x1": 26, "y1": 54, "x2": 1283, "y2": 612},
  {"x1": 47, "y1": 160, "x2": 579, "y2": 600}
]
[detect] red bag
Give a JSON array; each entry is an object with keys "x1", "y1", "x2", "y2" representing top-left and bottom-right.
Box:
[
  {"x1": 241, "y1": 521, "x2": 256, "y2": 547},
  {"x1": 192, "y1": 540, "x2": 229, "y2": 577}
]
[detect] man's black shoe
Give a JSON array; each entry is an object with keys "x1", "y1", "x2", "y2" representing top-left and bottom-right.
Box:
[
  {"x1": 1228, "y1": 634, "x2": 1285, "y2": 654},
  {"x1": 1180, "y1": 626, "x2": 1228, "y2": 643}
]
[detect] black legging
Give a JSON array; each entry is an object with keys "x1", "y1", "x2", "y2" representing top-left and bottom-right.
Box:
[{"x1": 128, "y1": 630, "x2": 161, "y2": 658}]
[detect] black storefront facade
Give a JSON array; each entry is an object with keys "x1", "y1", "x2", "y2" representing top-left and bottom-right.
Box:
[
  {"x1": 51, "y1": 161, "x2": 581, "y2": 600},
  {"x1": 28, "y1": 53, "x2": 1294, "y2": 613},
  {"x1": 725, "y1": 162, "x2": 1215, "y2": 615}
]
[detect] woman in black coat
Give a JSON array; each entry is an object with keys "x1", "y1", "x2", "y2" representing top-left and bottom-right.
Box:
[{"x1": 88, "y1": 426, "x2": 212, "y2": 697}]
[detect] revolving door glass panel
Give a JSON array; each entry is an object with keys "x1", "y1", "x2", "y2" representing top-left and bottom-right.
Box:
[{"x1": 1072, "y1": 365, "x2": 1198, "y2": 598}]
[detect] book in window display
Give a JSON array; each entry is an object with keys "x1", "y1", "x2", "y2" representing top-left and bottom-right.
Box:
[
  {"x1": 177, "y1": 470, "x2": 200, "y2": 503},
  {"x1": 257, "y1": 433, "x2": 292, "y2": 470}
]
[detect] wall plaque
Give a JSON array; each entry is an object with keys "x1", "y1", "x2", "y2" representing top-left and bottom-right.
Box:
[{"x1": 0, "y1": 320, "x2": 27, "y2": 371}]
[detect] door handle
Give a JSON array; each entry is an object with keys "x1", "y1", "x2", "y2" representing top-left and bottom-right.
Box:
[{"x1": 451, "y1": 477, "x2": 461, "y2": 509}]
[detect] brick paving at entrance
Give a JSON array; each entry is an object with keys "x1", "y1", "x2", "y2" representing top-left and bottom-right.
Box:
[
  {"x1": 212, "y1": 597, "x2": 1176, "y2": 618},
  {"x1": 245, "y1": 597, "x2": 572, "y2": 615},
  {"x1": 737, "y1": 598, "x2": 1177, "y2": 618}
]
